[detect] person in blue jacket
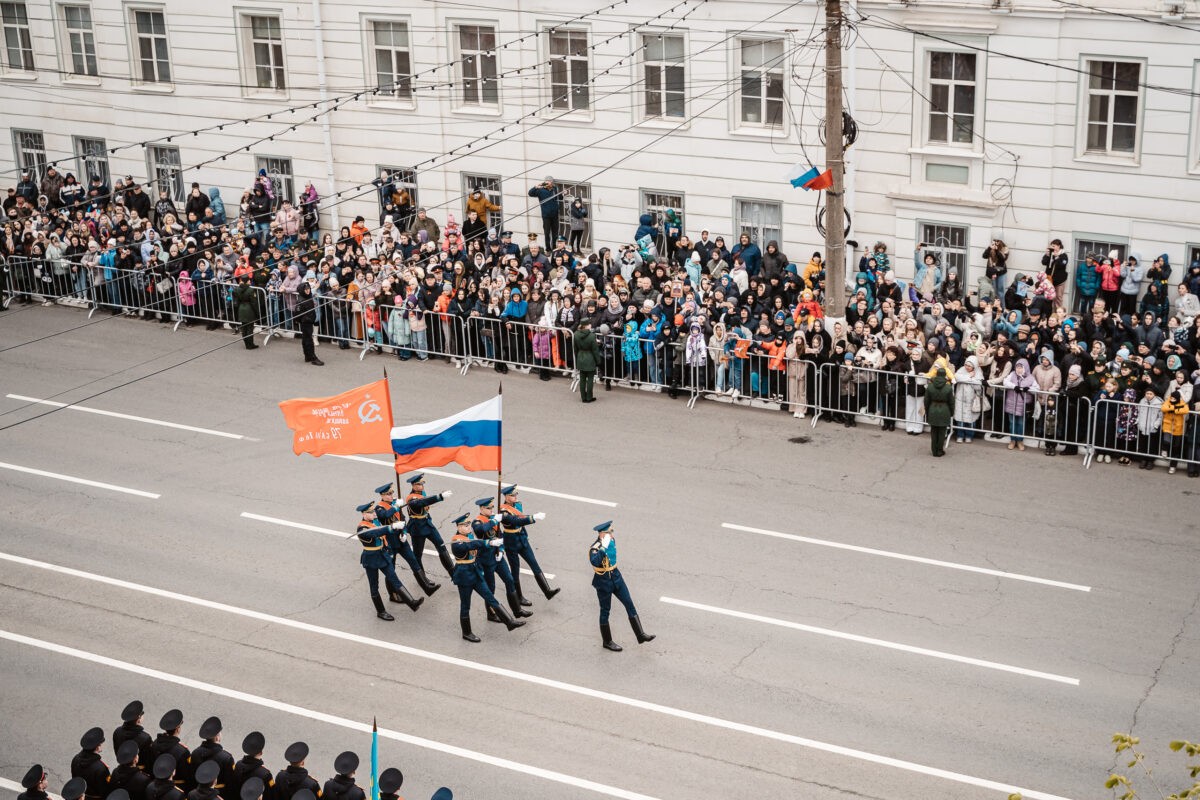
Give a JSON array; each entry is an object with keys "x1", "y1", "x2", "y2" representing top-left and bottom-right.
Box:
[
  {"x1": 450, "y1": 511, "x2": 525, "y2": 642},
  {"x1": 589, "y1": 521, "x2": 655, "y2": 652},
  {"x1": 528, "y1": 176, "x2": 562, "y2": 251},
  {"x1": 731, "y1": 233, "x2": 762, "y2": 277}
]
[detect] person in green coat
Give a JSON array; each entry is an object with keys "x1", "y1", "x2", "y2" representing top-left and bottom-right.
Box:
[
  {"x1": 573, "y1": 318, "x2": 601, "y2": 403},
  {"x1": 232, "y1": 274, "x2": 259, "y2": 349},
  {"x1": 923, "y1": 366, "x2": 953, "y2": 456}
]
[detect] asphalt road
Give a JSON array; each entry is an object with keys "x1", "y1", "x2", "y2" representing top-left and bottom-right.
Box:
[{"x1": 1, "y1": 306, "x2": 1197, "y2": 800}]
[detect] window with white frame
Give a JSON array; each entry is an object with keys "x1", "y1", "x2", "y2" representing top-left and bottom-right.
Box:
[
  {"x1": 1083, "y1": 59, "x2": 1141, "y2": 155},
  {"x1": 738, "y1": 39, "x2": 784, "y2": 127},
  {"x1": 918, "y1": 222, "x2": 969, "y2": 276},
  {"x1": 371, "y1": 20, "x2": 411, "y2": 99},
  {"x1": 927, "y1": 51, "x2": 975, "y2": 145},
  {"x1": 12, "y1": 129, "x2": 46, "y2": 182},
  {"x1": 455, "y1": 24, "x2": 497, "y2": 108},
  {"x1": 1186, "y1": 244, "x2": 1199, "y2": 271},
  {"x1": 555, "y1": 180, "x2": 591, "y2": 248},
  {"x1": 1072, "y1": 235, "x2": 1126, "y2": 311},
  {"x1": 735, "y1": 198, "x2": 781, "y2": 246},
  {"x1": 73, "y1": 136, "x2": 109, "y2": 185},
  {"x1": 62, "y1": 5, "x2": 97, "y2": 76},
  {"x1": 2, "y1": 1, "x2": 34, "y2": 72},
  {"x1": 146, "y1": 144, "x2": 183, "y2": 203},
  {"x1": 642, "y1": 190, "x2": 684, "y2": 254},
  {"x1": 642, "y1": 33, "x2": 685, "y2": 119},
  {"x1": 255, "y1": 155, "x2": 293, "y2": 207},
  {"x1": 461, "y1": 172, "x2": 503, "y2": 232},
  {"x1": 377, "y1": 165, "x2": 418, "y2": 217},
  {"x1": 247, "y1": 14, "x2": 285, "y2": 91},
  {"x1": 132, "y1": 8, "x2": 170, "y2": 83},
  {"x1": 548, "y1": 28, "x2": 589, "y2": 111}
]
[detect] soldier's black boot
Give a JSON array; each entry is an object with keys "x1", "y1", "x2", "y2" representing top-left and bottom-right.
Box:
[
  {"x1": 436, "y1": 544, "x2": 457, "y2": 577},
  {"x1": 494, "y1": 604, "x2": 526, "y2": 632},
  {"x1": 486, "y1": 605, "x2": 501, "y2": 623},
  {"x1": 372, "y1": 595, "x2": 394, "y2": 621},
  {"x1": 387, "y1": 586, "x2": 405, "y2": 604},
  {"x1": 397, "y1": 585, "x2": 424, "y2": 612},
  {"x1": 414, "y1": 569, "x2": 441, "y2": 596},
  {"x1": 630, "y1": 615, "x2": 655, "y2": 644},
  {"x1": 600, "y1": 623, "x2": 622, "y2": 652},
  {"x1": 534, "y1": 571, "x2": 561, "y2": 600},
  {"x1": 460, "y1": 616, "x2": 480, "y2": 643},
  {"x1": 512, "y1": 575, "x2": 533, "y2": 607},
  {"x1": 507, "y1": 591, "x2": 533, "y2": 618}
]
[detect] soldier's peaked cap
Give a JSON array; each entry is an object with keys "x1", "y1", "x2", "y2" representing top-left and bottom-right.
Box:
[
  {"x1": 159, "y1": 709, "x2": 183, "y2": 731},
  {"x1": 292, "y1": 791, "x2": 315, "y2": 800},
  {"x1": 375, "y1": 483, "x2": 393, "y2": 495},
  {"x1": 500, "y1": 485, "x2": 517, "y2": 495},
  {"x1": 80, "y1": 727, "x2": 105, "y2": 749},
  {"x1": 378, "y1": 768, "x2": 403, "y2": 794},
  {"x1": 121, "y1": 700, "x2": 144, "y2": 722},
  {"x1": 20, "y1": 765, "x2": 44, "y2": 790},
  {"x1": 593, "y1": 521, "x2": 612, "y2": 533},
  {"x1": 405, "y1": 473, "x2": 424, "y2": 484},
  {"x1": 242, "y1": 732, "x2": 265, "y2": 756},
  {"x1": 474, "y1": 497, "x2": 493, "y2": 507},
  {"x1": 334, "y1": 752, "x2": 359, "y2": 775},
  {"x1": 117, "y1": 741, "x2": 139, "y2": 766},
  {"x1": 431, "y1": 789, "x2": 453, "y2": 800},
  {"x1": 452, "y1": 512, "x2": 471, "y2": 525},
  {"x1": 199, "y1": 716, "x2": 222, "y2": 739},
  {"x1": 194, "y1": 761, "x2": 220, "y2": 786},
  {"x1": 356, "y1": 502, "x2": 375, "y2": 513},
  {"x1": 61, "y1": 778, "x2": 87, "y2": 800},
  {"x1": 108, "y1": 791, "x2": 130, "y2": 800},
  {"x1": 284, "y1": 742, "x2": 309, "y2": 764},
  {"x1": 240, "y1": 777, "x2": 265, "y2": 800},
  {"x1": 152, "y1": 754, "x2": 176, "y2": 780}
]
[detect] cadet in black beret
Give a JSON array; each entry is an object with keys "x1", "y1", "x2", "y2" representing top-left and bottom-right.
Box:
[
  {"x1": 187, "y1": 761, "x2": 220, "y2": 800},
  {"x1": 271, "y1": 743, "x2": 318, "y2": 800},
  {"x1": 229, "y1": 732, "x2": 272, "y2": 800},
  {"x1": 146, "y1": 756, "x2": 183, "y2": 800},
  {"x1": 109, "y1": 791, "x2": 131, "y2": 800},
  {"x1": 291, "y1": 791, "x2": 315, "y2": 800},
  {"x1": 377, "y1": 768, "x2": 403, "y2": 800},
  {"x1": 149, "y1": 713, "x2": 189, "y2": 791},
  {"x1": 70, "y1": 728, "x2": 110, "y2": 800},
  {"x1": 108, "y1": 741, "x2": 152, "y2": 800},
  {"x1": 113, "y1": 701, "x2": 154, "y2": 777},
  {"x1": 62, "y1": 778, "x2": 87, "y2": 800},
  {"x1": 187, "y1": 718, "x2": 234, "y2": 796},
  {"x1": 321, "y1": 755, "x2": 362, "y2": 800},
  {"x1": 238, "y1": 778, "x2": 264, "y2": 800},
  {"x1": 17, "y1": 764, "x2": 47, "y2": 800}
]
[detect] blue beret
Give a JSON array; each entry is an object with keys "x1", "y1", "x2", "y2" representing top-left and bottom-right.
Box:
[
  {"x1": 474, "y1": 497, "x2": 493, "y2": 507},
  {"x1": 405, "y1": 473, "x2": 424, "y2": 484},
  {"x1": 501, "y1": 484, "x2": 517, "y2": 495},
  {"x1": 452, "y1": 513, "x2": 471, "y2": 525},
  {"x1": 356, "y1": 502, "x2": 375, "y2": 513},
  {"x1": 374, "y1": 483, "x2": 393, "y2": 495},
  {"x1": 593, "y1": 521, "x2": 612, "y2": 533}
]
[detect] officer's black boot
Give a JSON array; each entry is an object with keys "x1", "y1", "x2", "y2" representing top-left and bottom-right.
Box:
[
  {"x1": 436, "y1": 544, "x2": 457, "y2": 577},
  {"x1": 494, "y1": 604, "x2": 526, "y2": 632},
  {"x1": 507, "y1": 591, "x2": 533, "y2": 618},
  {"x1": 387, "y1": 586, "x2": 405, "y2": 604},
  {"x1": 512, "y1": 575, "x2": 533, "y2": 607},
  {"x1": 460, "y1": 616, "x2": 480, "y2": 643},
  {"x1": 372, "y1": 595, "x2": 394, "y2": 621},
  {"x1": 534, "y1": 571, "x2": 561, "y2": 600},
  {"x1": 397, "y1": 585, "x2": 424, "y2": 612},
  {"x1": 600, "y1": 623, "x2": 622, "y2": 652},
  {"x1": 629, "y1": 615, "x2": 656, "y2": 644},
  {"x1": 414, "y1": 569, "x2": 441, "y2": 596},
  {"x1": 486, "y1": 605, "x2": 501, "y2": 623}
]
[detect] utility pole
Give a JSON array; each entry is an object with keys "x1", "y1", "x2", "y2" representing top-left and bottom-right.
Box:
[{"x1": 822, "y1": 0, "x2": 847, "y2": 316}]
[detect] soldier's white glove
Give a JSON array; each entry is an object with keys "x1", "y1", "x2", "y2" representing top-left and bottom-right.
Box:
[
  {"x1": 399, "y1": 532, "x2": 410, "y2": 544},
  {"x1": 390, "y1": 522, "x2": 403, "y2": 531},
  {"x1": 533, "y1": 512, "x2": 546, "y2": 521},
  {"x1": 491, "y1": 514, "x2": 503, "y2": 523},
  {"x1": 601, "y1": 533, "x2": 612, "y2": 548},
  {"x1": 442, "y1": 489, "x2": 453, "y2": 498},
  {"x1": 487, "y1": 537, "x2": 503, "y2": 547}
]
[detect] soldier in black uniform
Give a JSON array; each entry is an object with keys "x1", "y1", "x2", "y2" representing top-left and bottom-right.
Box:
[
  {"x1": 452, "y1": 509, "x2": 525, "y2": 642},
  {"x1": 112, "y1": 701, "x2": 154, "y2": 775},
  {"x1": 289, "y1": 793, "x2": 313, "y2": 800},
  {"x1": 149, "y1": 711, "x2": 190, "y2": 792},
  {"x1": 146, "y1": 756, "x2": 184, "y2": 800},
  {"x1": 229, "y1": 732, "x2": 272, "y2": 800},
  {"x1": 186, "y1": 718, "x2": 234, "y2": 795},
  {"x1": 186, "y1": 761, "x2": 220, "y2": 800},
  {"x1": 17, "y1": 765, "x2": 48, "y2": 800},
  {"x1": 356, "y1": 502, "x2": 422, "y2": 620},
  {"x1": 239, "y1": 779, "x2": 265, "y2": 800},
  {"x1": 108, "y1": 741, "x2": 152, "y2": 800},
  {"x1": 320, "y1": 754, "x2": 363, "y2": 800},
  {"x1": 62, "y1": 778, "x2": 87, "y2": 800},
  {"x1": 377, "y1": 769, "x2": 402, "y2": 800},
  {"x1": 403, "y1": 474, "x2": 457, "y2": 576},
  {"x1": 270, "y1": 742, "x2": 319, "y2": 800},
  {"x1": 472, "y1": 498, "x2": 529, "y2": 622},
  {"x1": 109, "y1": 790, "x2": 131, "y2": 800},
  {"x1": 71, "y1": 727, "x2": 111, "y2": 800},
  {"x1": 373, "y1": 483, "x2": 440, "y2": 596}
]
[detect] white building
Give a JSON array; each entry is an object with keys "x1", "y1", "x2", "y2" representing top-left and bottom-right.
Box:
[{"x1": 3, "y1": 0, "x2": 1199, "y2": 303}]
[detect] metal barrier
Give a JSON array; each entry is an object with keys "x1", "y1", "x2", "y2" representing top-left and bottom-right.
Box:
[
  {"x1": 1088, "y1": 396, "x2": 1200, "y2": 473},
  {"x1": 468, "y1": 316, "x2": 577, "y2": 381},
  {"x1": 971, "y1": 381, "x2": 1094, "y2": 459},
  {"x1": 362, "y1": 307, "x2": 470, "y2": 375},
  {"x1": 595, "y1": 330, "x2": 685, "y2": 395},
  {"x1": 692, "y1": 349, "x2": 818, "y2": 415}
]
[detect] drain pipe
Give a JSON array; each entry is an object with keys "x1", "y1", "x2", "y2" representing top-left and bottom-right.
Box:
[{"x1": 311, "y1": 0, "x2": 339, "y2": 231}]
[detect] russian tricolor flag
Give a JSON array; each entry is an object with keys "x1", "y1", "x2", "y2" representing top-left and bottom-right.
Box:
[{"x1": 391, "y1": 395, "x2": 502, "y2": 473}]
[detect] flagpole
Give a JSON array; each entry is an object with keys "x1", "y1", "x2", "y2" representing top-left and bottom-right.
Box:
[
  {"x1": 495, "y1": 382, "x2": 503, "y2": 510},
  {"x1": 370, "y1": 717, "x2": 379, "y2": 800},
  {"x1": 383, "y1": 366, "x2": 400, "y2": 490}
]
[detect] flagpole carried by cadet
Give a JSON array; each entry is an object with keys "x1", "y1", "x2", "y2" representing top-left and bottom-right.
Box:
[
  {"x1": 355, "y1": 501, "x2": 423, "y2": 620},
  {"x1": 589, "y1": 521, "x2": 656, "y2": 652},
  {"x1": 402, "y1": 473, "x2": 457, "y2": 577},
  {"x1": 372, "y1": 482, "x2": 441, "y2": 596},
  {"x1": 451, "y1": 509, "x2": 526, "y2": 642}
]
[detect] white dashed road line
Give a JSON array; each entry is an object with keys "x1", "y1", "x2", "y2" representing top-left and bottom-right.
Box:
[
  {"x1": 5, "y1": 394, "x2": 246, "y2": 439},
  {"x1": 0, "y1": 461, "x2": 160, "y2": 499}
]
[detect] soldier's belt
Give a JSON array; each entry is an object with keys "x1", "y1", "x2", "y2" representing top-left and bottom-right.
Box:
[
  {"x1": 409, "y1": 514, "x2": 428, "y2": 519},
  {"x1": 362, "y1": 545, "x2": 383, "y2": 551},
  {"x1": 502, "y1": 527, "x2": 520, "y2": 534},
  {"x1": 592, "y1": 565, "x2": 615, "y2": 575}
]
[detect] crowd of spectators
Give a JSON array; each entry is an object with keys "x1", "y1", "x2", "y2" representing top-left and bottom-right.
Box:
[{"x1": 3, "y1": 164, "x2": 1199, "y2": 473}]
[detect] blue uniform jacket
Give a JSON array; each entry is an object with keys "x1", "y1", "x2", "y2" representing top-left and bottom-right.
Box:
[
  {"x1": 357, "y1": 524, "x2": 392, "y2": 569},
  {"x1": 450, "y1": 533, "x2": 488, "y2": 587},
  {"x1": 589, "y1": 536, "x2": 621, "y2": 589}
]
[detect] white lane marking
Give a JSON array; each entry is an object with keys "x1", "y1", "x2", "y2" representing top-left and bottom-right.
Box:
[
  {"x1": 660, "y1": 596, "x2": 1080, "y2": 686},
  {"x1": 0, "y1": 552, "x2": 1073, "y2": 800},
  {"x1": 0, "y1": 779, "x2": 58, "y2": 799},
  {"x1": 5, "y1": 394, "x2": 245, "y2": 440},
  {"x1": 721, "y1": 523, "x2": 1092, "y2": 593},
  {"x1": 0, "y1": 461, "x2": 160, "y2": 499},
  {"x1": 330, "y1": 454, "x2": 618, "y2": 507},
  {"x1": 0, "y1": 630, "x2": 659, "y2": 800},
  {"x1": 239, "y1": 512, "x2": 555, "y2": 580}
]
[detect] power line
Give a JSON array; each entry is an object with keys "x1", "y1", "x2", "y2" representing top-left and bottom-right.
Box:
[{"x1": 1048, "y1": 0, "x2": 1200, "y2": 34}]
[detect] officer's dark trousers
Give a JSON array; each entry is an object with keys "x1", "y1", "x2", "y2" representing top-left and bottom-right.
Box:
[
  {"x1": 595, "y1": 571, "x2": 637, "y2": 624},
  {"x1": 409, "y1": 520, "x2": 445, "y2": 567},
  {"x1": 480, "y1": 554, "x2": 516, "y2": 595},
  {"x1": 364, "y1": 561, "x2": 404, "y2": 598},
  {"x1": 505, "y1": 534, "x2": 543, "y2": 581},
  {"x1": 541, "y1": 213, "x2": 559, "y2": 249},
  {"x1": 458, "y1": 582, "x2": 500, "y2": 616}
]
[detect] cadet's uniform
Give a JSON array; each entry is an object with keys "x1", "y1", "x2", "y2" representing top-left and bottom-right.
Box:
[
  {"x1": 472, "y1": 498, "x2": 528, "y2": 621},
  {"x1": 145, "y1": 755, "x2": 185, "y2": 800},
  {"x1": 499, "y1": 485, "x2": 559, "y2": 605},
  {"x1": 186, "y1": 760, "x2": 221, "y2": 800},
  {"x1": 112, "y1": 701, "x2": 154, "y2": 775},
  {"x1": 355, "y1": 502, "x2": 422, "y2": 621},
  {"x1": 228, "y1": 733, "x2": 272, "y2": 800},
  {"x1": 451, "y1": 508, "x2": 524, "y2": 642},
  {"x1": 376, "y1": 769, "x2": 402, "y2": 800},
  {"x1": 71, "y1": 728, "x2": 111, "y2": 800},
  {"x1": 109, "y1": 741, "x2": 152, "y2": 800},
  {"x1": 17, "y1": 764, "x2": 48, "y2": 800},
  {"x1": 403, "y1": 474, "x2": 457, "y2": 576},
  {"x1": 589, "y1": 522, "x2": 655, "y2": 652},
  {"x1": 149, "y1": 711, "x2": 190, "y2": 792},
  {"x1": 185, "y1": 719, "x2": 234, "y2": 795},
  {"x1": 270, "y1": 743, "x2": 319, "y2": 800},
  {"x1": 320, "y1": 754, "x2": 363, "y2": 800},
  {"x1": 373, "y1": 483, "x2": 440, "y2": 596},
  {"x1": 63, "y1": 779, "x2": 87, "y2": 800}
]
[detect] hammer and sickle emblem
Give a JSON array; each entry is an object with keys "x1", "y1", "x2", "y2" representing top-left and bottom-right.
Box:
[{"x1": 358, "y1": 397, "x2": 383, "y2": 425}]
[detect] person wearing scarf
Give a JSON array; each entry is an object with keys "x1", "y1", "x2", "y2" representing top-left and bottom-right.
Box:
[{"x1": 1002, "y1": 358, "x2": 1037, "y2": 450}]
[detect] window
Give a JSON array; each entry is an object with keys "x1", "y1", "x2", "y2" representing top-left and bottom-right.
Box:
[
  {"x1": 455, "y1": 24, "x2": 497, "y2": 107},
  {"x1": 918, "y1": 222, "x2": 969, "y2": 276},
  {"x1": 555, "y1": 180, "x2": 591, "y2": 249},
  {"x1": 62, "y1": 5, "x2": 97, "y2": 76},
  {"x1": 248, "y1": 15, "x2": 285, "y2": 91},
  {"x1": 12, "y1": 129, "x2": 46, "y2": 182},
  {"x1": 1072, "y1": 236, "x2": 1127, "y2": 312},
  {"x1": 2, "y1": 1, "x2": 34, "y2": 72},
  {"x1": 146, "y1": 144, "x2": 183, "y2": 203},
  {"x1": 1084, "y1": 59, "x2": 1141, "y2": 155},
  {"x1": 735, "y1": 199, "x2": 781, "y2": 247},
  {"x1": 641, "y1": 189, "x2": 684, "y2": 254},
  {"x1": 372, "y1": 20, "x2": 411, "y2": 99},
  {"x1": 643, "y1": 33, "x2": 685, "y2": 119},
  {"x1": 461, "y1": 172, "x2": 503, "y2": 232},
  {"x1": 377, "y1": 165, "x2": 418, "y2": 218},
  {"x1": 132, "y1": 9, "x2": 170, "y2": 83},
  {"x1": 928, "y1": 51, "x2": 975, "y2": 144},
  {"x1": 738, "y1": 39, "x2": 784, "y2": 127},
  {"x1": 73, "y1": 136, "x2": 109, "y2": 185},
  {"x1": 548, "y1": 28, "x2": 589, "y2": 111},
  {"x1": 255, "y1": 155, "x2": 293, "y2": 207},
  {"x1": 1188, "y1": 244, "x2": 1200, "y2": 271}
]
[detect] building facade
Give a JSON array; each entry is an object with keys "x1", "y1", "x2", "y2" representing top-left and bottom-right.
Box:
[{"x1": 2, "y1": 0, "x2": 1198, "y2": 301}]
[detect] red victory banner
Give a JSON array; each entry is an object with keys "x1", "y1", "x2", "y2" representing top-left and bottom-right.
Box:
[{"x1": 279, "y1": 379, "x2": 393, "y2": 457}]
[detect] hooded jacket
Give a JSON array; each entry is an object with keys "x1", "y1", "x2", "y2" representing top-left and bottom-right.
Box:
[
  {"x1": 760, "y1": 240, "x2": 788, "y2": 282},
  {"x1": 1002, "y1": 358, "x2": 1037, "y2": 414}
]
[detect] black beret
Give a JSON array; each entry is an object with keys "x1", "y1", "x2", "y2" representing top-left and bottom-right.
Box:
[
  {"x1": 292, "y1": 791, "x2": 315, "y2": 800},
  {"x1": 240, "y1": 777, "x2": 265, "y2": 800},
  {"x1": 333, "y1": 752, "x2": 358, "y2": 776},
  {"x1": 80, "y1": 727, "x2": 105, "y2": 749},
  {"x1": 121, "y1": 700, "x2": 144, "y2": 722},
  {"x1": 117, "y1": 741, "x2": 140, "y2": 766},
  {"x1": 159, "y1": 709, "x2": 183, "y2": 732},
  {"x1": 284, "y1": 742, "x2": 308, "y2": 764},
  {"x1": 198, "y1": 716, "x2": 222, "y2": 739},
  {"x1": 152, "y1": 754, "x2": 176, "y2": 780},
  {"x1": 20, "y1": 765, "x2": 44, "y2": 790},
  {"x1": 61, "y1": 778, "x2": 87, "y2": 800},
  {"x1": 242, "y1": 732, "x2": 265, "y2": 756},
  {"x1": 194, "y1": 761, "x2": 220, "y2": 786},
  {"x1": 378, "y1": 768, "x2": 403, "y2": 794},
  {"x1": 108, "y1": 791, "x2": 130, "y2": 800}
]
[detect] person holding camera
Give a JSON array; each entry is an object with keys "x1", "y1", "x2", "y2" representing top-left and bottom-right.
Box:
[
  {"x1": 983, "y1": 238, "x2": 1009, "y2": 299},
  {"x1": 1042, "y1": 239, "x2": 1069, "y2": 310},
  {"x1": 528, "y1": 177, "x2": 562, "y2": 250}
]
